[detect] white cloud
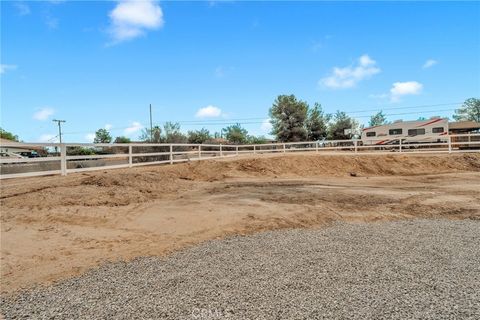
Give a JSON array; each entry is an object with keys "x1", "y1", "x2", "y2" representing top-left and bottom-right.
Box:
[
  {"x1": 108, "y1": 0, "x2": 164, "y2": 44},
  {"x1": 44, "y1": 15, "x2": 59, "y2": 29},
  {"x1": 320, "y1": 54, "x2": 381, "y2": 89},
  {"x1": 124, "y1": 121, "x2": 143, "y2": 135},
  {"x1": 390, "y1": 81, "x2": 423, "y2": 102},
  {"x1": 105, "y1": 124, "x2": 113, "y2": 130},
  {"x1": 85, "y1": 133, "x2": 96, "y2": 142},
  {"x1": 0, "y1": 64, "x2": 17, "y2": 74},
  {"x1": 14, "y1": 2, "x2": 30, "y2": 15},
  {"x1": 33, "y1": 107, "x2": 55, "y2": 121},
  {"x1": 260, "y1": 119, "x2": 272, "y2": 133},
  {"x1": 38, "y1": 134, "x2": 57, "y2": 142},
  {"x1": 196, "y1": 105, "x2": 222, "y2": 118},
  {"x1": 422, "y1": 59, "x2": 438, "y2": 69}
]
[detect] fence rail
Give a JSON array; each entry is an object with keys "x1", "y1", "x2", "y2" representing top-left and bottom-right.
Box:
[{"x1": 1, "y1": 133, "x2": 479, "y2": 179}]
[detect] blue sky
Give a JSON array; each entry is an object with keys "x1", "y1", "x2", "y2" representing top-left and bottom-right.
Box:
[{"x1": 1, "y1": 0, "x2": 479, "y2": 142}]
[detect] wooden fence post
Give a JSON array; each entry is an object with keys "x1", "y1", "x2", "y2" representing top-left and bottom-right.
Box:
[
  {"x1": 128, "y1": 145, "x2": 133, "y2": 167},
  {"x1": 60, "y1": 144, "x2": 67, "y2": 176}
]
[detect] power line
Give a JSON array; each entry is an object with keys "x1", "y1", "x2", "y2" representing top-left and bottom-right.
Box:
[
  {"x1": 342, "y1": 102, "x2": 462, "y2": 114},
  {"x1": 60, "y1": 102, "x2": 463, "y2": 136},
  {"x1": 61, "y1": 107, "x2": 457, "y2": 135}
]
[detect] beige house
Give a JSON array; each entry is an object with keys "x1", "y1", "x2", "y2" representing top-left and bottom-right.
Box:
[{"x1": 0, "y1": 138, "x2": 45, "y2": 157}]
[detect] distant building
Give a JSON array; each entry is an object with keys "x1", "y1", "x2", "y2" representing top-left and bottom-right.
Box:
[
  {"x1": 0, "y1": 138, "x2": 46, "y2": 157},
  {"x1": 448, "y1": 121, "x2": 480, "y2": 134}
]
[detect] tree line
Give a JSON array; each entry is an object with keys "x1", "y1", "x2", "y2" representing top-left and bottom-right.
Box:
[
  {"x1": 1, "y1": 97, "x2": 478, "y2": 145},
  {"x1": 91, "y1": 122, "x2": 269, "y2": 145}
]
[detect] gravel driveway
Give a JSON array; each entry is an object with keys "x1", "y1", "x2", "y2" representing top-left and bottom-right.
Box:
[{"x1": 2, "y1": 219, "x2": 479, "y2": 319}]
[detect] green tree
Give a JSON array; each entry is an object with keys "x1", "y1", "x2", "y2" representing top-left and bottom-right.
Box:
[
  {"x1": 369, "y1": 110, "x2": 388, "y2": 127},
  {"x1": 187, "y1": 128, "x2": 211, "y2": 144},
  {"x1": 306, "y1": 103, "x2": 330, "y2": 140},
  {"x1": 453, "y1": 98, "x2": 480, "y2": 122},
  {"x1": 328, "y1": 111, "x2": 359, "y2": 140},
  {"x1": 94, "y1": 128, "x2": 112, "y2": 143},
  {"x1": 163, "y1": 122, "x2": 187, "y2": 143},
  {"x1": 139, "y1": 126, "x2": 162, "y2": 142},
  {"x1": 269, "y1": 94, "x2": 308, "y2": 142},
  {"x1": 0, "y1": 128, "x2": 19, "y2": 141},
  {"x1": 248, "y1": 135, "x2": 268, "y2": 144},
  {"x1": 222, "y1": 123, "x2": 249, "y2": 144},
  {"x1": 114, "y1": 136, "x2": 131, "y2": 143}
]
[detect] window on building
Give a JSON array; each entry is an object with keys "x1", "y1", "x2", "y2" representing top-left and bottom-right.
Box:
[
  {"x1": 389, "y1": 128, "x2": 403, "y2": 135},
  {"x1": 408, "y1": 128, "x2": 426, "y2": 136},
  {"x1": 432, "y1": 127, "x2": 444, "y2": 133},
  {"x1": 366, "y1": 132, "x2": 376, "y2": 137}
]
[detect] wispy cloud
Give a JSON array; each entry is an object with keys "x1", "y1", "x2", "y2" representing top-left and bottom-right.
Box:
[
  {"x1": 390, "y1": 81, "x2": 423, "y2": 102},
  {"x1": 124, "y1": 121, "x2": 143, "y2": 135},
  {"x1": 108, "y1": 0, "x2": 164, "y2": 44},
  {"x1": 311, "y1": 35, "x2": 333, "y2": 52},
  {"x1": 422, "y1": 59, "x2": 438, "y2": 69},
  {"x1": 320, "y1": 54, "x2": 381, "y2": 89},
  {"x1": 0, "y1": 64, "x2": 18, "y2": 74},
  {"x1": 33, "y1": 107, "x2": 55, "y2": 121},
  {"x1": 85, "y1": 133, "x2": 96, "y2": 142},
  {"x1": 105, "y1": 124, "x2": 113, "y2": 130},
  {"x1": 14, "y1": 1, "x2": 30, "y2": 16},
  {"x1": 260, "y1": 119, "x2": 272, "y2": 133},
  {"x1": 44, "y1": 15, "x2": 59, "y2": 29},
  {"x1": 196, "y1": 105, "x2": 222, "y2": 118}
]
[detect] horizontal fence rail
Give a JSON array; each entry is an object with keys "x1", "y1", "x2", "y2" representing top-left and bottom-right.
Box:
[{"x1": 1, "y1": 133, "x2": 479, "y2": 179}]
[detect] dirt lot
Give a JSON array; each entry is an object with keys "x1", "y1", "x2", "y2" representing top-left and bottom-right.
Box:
[{"x1": 1, "y1": 153, "x2": 479, "y2": 293}]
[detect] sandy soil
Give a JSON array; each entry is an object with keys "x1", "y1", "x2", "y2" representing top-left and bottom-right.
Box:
[{"x1": 1, "y1": 153, "x2": 479, "y2": 293}]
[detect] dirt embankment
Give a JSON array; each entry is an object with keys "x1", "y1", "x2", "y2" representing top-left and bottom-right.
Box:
[
  {"x1": 1, "y1": 153, "x2": 479, "y2": 208},
  {"x1": 1, "y1": 153, "x2": 479, "y2": 293}
]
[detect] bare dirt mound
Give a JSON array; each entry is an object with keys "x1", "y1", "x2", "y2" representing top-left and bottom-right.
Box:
[
  {"x1": 1, "y1": 153, "x2": 479, "y2": 294},
  {"x1": 1, "y1": 153, "x2": 479, "y2": 209},
  {"x1": 182, "y1": 152, "x2": 480, "y2": 179}
]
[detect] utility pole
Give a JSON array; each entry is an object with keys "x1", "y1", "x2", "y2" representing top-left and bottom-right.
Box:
[
  {"x1": 52, "y1": 119, "x2": 66, "y2": 143},
  {"x1": 149, "y1": 104, "x2": 153, "y2": 142}
]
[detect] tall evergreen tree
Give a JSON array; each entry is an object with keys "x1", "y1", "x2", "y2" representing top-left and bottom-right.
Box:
[
  {"x1": 269, "y1": 94, "x2": 308, "y2": 142},
  {"x1": 306, "y1": 103, "x2": 330, "y2": 140},
  {"x1": 368, "y1": 110, "x2": 388, "y2": 127}
]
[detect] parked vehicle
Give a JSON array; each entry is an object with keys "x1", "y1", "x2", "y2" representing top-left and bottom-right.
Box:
[{"x1": 361, "y1": 118, "x2": 449, "y2": 146}]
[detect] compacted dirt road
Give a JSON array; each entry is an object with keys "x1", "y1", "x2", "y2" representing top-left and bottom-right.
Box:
[{"x1": 1, "y1": 153, "x2": 479, "y2": 293}]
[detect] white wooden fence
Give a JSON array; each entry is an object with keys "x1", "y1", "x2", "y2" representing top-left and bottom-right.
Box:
[{"x1": 1, "y1": 133, "x2": 479, "y2": 179}]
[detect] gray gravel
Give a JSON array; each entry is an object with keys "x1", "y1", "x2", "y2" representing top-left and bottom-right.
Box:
[{"x1": 2, "y1": 219, "x2": 479, "y2": 320}]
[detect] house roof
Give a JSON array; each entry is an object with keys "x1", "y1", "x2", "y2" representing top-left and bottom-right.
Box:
[
  {"x1": 0, "y1": 138, "x2": 45, "y2": 151},
  {"x1": 449, "y1": 121, "x2": 480, "y2": 130}
]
